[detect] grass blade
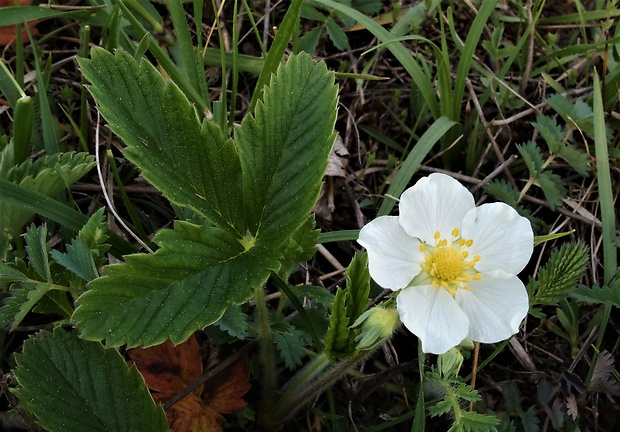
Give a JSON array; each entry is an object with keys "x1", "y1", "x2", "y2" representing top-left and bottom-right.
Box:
[
  {"x1": 0, "y1": 179, "x2": 136, "y2": 257},
  {"x1": 248, "y1": 0, "x2": 303, "y2": 112},
  {"x1": 313, "y1": 0, "x2": 439, "y2": 119},
  {"x1": 586, "y1": 72, "x2": 617, "y2": 384}
]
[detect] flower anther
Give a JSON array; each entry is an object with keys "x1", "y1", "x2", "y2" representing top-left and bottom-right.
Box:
[
  {"x1": 358, "y1": 173, "x2": 534, "y2": 355},
  {"x1": 419, "y1": 229, "x2": 480, "y2": 295}
]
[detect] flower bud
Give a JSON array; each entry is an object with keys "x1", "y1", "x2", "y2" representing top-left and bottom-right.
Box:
[
  {"x1": 437, "y1": 347, "x2": 464, "y2": 379},
  {"x1": 352, "y1": 307, "x2": 399, "y2": 350}
]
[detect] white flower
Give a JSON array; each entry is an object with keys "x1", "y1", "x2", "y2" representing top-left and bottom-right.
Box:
[{"x1": 358, "y1": 173, "x2": 533, "y2": 355}]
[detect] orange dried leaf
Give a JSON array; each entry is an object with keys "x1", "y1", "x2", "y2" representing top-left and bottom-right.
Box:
[
  {"x1": 206, "y1": 357, "x2": 251, "y2": 414},
  {"x1": 129, "y1": 335, "x2": 251, "y2": 432},
  {"x1": 128, "y1": 336, "x2": 203, "y2": 395},
  {"x1": 163, "y1": 395, "x2": 224, "y2": 432}
]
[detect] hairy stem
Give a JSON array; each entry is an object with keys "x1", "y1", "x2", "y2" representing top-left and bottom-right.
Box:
[{"x1": 255, "y1": 284, "x2": 276, "y2": 405}]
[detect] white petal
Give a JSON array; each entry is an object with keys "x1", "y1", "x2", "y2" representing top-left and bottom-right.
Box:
[
  {"x1": 461, "y1": 202, "x2": 533, "y2": 274},
  {"x1": 397, "y1": 285, "x2": 469, "y2": 355},
  {"x1": 455, "y1": 271, "x2": 529, "y2": 344},
  {"x1": 358, "y1": 216, "x2": 424, "y2": 290},
  {"x1": 399, "y1": 173, "x2": 475, "y2": 244}
]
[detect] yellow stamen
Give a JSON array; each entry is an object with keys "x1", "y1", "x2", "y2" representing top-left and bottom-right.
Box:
[{"x1": 417, "y1": 227, "x2": 483, "y2": 297}]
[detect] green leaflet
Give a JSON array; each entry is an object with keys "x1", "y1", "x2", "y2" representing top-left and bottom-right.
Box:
[
  {"x1": 73, "y1": 221, "x2": 278, "y2": 347},
  {"x1": 79, "y1": 48, "x2": 245, "y2": 234},
  {"x1": 236, "y1": 53, "x2": 337, "y2": 244},
  {"x1": 13, "y1": 329, "x2": 168, "y2": 432},
  {"x1": 572, "y1": 284, "x2": 620, "y2": 307},
  {"x1": 0, "y1": 281, "x2": 51, "y2": 329},
  {"x1": 24, "y1": 224, "x2": 51, "y2": 281}
]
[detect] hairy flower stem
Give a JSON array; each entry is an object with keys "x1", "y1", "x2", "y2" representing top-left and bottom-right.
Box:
[
  {"x1": 255, "y1": 284, "x2": 276, "y2": 406},
  {"x1": 267, "y1": 349, "x2": 374, "y2": 427}
]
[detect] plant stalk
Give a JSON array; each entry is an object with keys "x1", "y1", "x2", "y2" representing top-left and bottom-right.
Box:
[{"x1": 255, "y1": 284, "x2": 276, "y2": 405}]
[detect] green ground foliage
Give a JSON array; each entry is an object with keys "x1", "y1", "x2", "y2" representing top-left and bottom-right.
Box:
[{"x1": 0, "y1": 0, "x2": 619, "y2": 431}]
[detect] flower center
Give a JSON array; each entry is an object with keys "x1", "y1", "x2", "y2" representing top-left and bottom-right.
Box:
[
  {"x1": 419, "y1": 228, "x2": 481, "y2": 295},
  {"x1": 432, "y1": 248, "x2": 465, "y2": 282}
]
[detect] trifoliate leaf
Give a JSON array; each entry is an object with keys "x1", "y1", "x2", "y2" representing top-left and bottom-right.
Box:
[
  {"x1": 50, "y1": 237, "x2": 99, "y2": 281},
  {"x1": 531, "y1": 242, "x2": 588, "y2": 305},
  {"x1": 273, "y1": 324, "x2": 309, "y2": 370},
  {"x1": 76, "y1": 51, "x2": 338, "y2": 348},
  {"x1": 23, "y1": 224, "x2": 50, "y2": 281},
  {"x1": 13, "y1": 329, "x2": 168, "y2": 432},
  {"x1": 0, "y1": 281, "x2": 51, "y2": 329},
  {"x1": 517, "y1": 142, "x2": 544, "y2": 175},
  {"x1": 537, "y1": 171, "x2": 566, "y2": 210}
]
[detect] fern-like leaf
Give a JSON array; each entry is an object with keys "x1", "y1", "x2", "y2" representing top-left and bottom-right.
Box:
[
  {"x1": 531, "y1": 242, "x2": 589, "y2": 305},
  {"x1": 324, "y1": 287, "x2": 354, "y2": 360}
]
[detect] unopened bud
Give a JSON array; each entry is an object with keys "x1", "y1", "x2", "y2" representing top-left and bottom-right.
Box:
[{"x1": 352, "y1": 307, "x2": 399, "y2": 350}]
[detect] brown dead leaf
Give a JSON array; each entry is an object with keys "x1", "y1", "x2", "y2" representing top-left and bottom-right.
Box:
[
  {"x1": 128, "y1": 336, "x2": 203, "y2": 396},
  {"x1": 0, "y1": 1, "x2": 37, "y2": 46},
  {"x1": 325, "y1": 134, "x2": 349, "y2": 178},
  {"x1": 588, "y1": 350, "x2": 620, "y2": 396},
  {"x1": 128, "y1": 335, "x2": 250, "y2": 432},
  {"x1": 566, "y1": 394, "x2": 579, "y2": 421}
]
